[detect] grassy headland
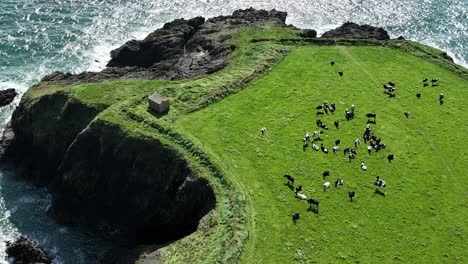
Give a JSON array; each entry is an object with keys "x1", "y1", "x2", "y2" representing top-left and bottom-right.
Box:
[{"x1": 14, "y1": 21, "x2": 468, "y2": 263}]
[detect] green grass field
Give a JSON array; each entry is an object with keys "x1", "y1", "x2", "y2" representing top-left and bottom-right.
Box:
[{"x1": 175, "y1": 46, "x2": 468, "y2": 263}]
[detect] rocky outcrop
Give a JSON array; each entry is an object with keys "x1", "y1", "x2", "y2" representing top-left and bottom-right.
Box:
[
  {"x1": 1, "y1": 92, "x2": 102, "y2": 184},
  {"x1": 41, "y1": 8, "x2": 290, "y2": 84},
  {"x1": 5, "y1": 236, "x2": 52, "y2": 264},
  {"x1": 321, "y1": 22, "x2": 390, "y2": 40},
  {"x1": 0, "y1": 88, "x2": 18, "y2": 107}
]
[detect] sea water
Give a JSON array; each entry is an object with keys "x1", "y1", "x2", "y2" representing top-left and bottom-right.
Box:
[{"x1": 0, "y1": 0, "x2": 466, "y2": 262}]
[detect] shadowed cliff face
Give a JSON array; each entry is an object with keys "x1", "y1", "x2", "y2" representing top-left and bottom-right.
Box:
[{"x1": 49, "y1": 121, "x2": 215, "y2": 243}]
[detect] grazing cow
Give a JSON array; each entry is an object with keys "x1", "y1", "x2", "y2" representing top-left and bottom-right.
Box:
[
  {"x1": 355, "y1": 138, "x2": 361, "y2": 148},
  {"x1": 334, "y1": 120, "x2": 340, "y2": 129},
  {"x1": 439, "y1": 93, "x2": 444, "y2": 100},
  {"x1": 335, "y1": 179, "x2": 344, "y2": 187},
  {"x1": 375, "y1": 176, "x2": 386, "y2": 188},
  {"x1": 296, "y1": 192, "x2": 307, "y2": 200},
  {"x1": 387, "y1": 154, "x2": 394, "y2": 162},
  {"x1": 423, "y1": 77, "x2": 428, "y2": 82},
  {"x1": 333, "y1": 145, "x2": 340, "y2": 154},
  {"x1": 339, "y1": 71, "x2": 343, "y2": 77},
  {"x1": 314, "y1": 131, "x2": 323, "y2": 139},
  {"x1": 324, "y1": 107, "x2": 329, "y2": 114},
  {"x1": 320, "y1": 123, "x2": 329, "y2": 130},
  {"x1": 305, "y1": 132, "x2": 312, "y2": 141},
  {"x1": 308, "y1": 199, "x2": 319, "y2": 209},
  {"x1": 321, "y1": 144, "x2": 329, "y2": 154},
  {"x1": 348, "y1": 191, "x2": 356, "y2": 201},
  {"x1": 343, "y1": 147, "x2": 350, "y2": 155},
  {"x1": 335, "y1": 139, "x2": 341, "y2": 145},
  {"x1": 440, "y1": 99, "x2": 444, "y2": 105},
  {"x1": 316, "y1": 119, "x2": 323, "y2": 127},
  {"x1": 351, "y1": 148, "x2": 357, "y2": 155},
  {"x1": 360, "y1": 161, "x2": 367, "y2": 171},
  {"x1": 371, "y1": 136, "x2": 381, "y2": 144},
  {"x1": 295, "y1": 185, "x2": 303, "y2": 193},
  {"x1": 375, "y1": 143, "x2": 386, "y2": 151},
  {"x1": 284, "y1": 175, "x2": 295, "y2": 185},
  {"x1": 423, "y1": 82, "x2": 429, "y2": 87},
  {"x1": 323, "y1": 182, "x2": 331, "y2": 191},
  {"x1": 348, "y1": 153, "x2": 356, "y2": 162},
  {"x1": 351, "y1": 104, "x2": 355, "y2": 113},
  {"x1": 431, "y1": 78, "x2": 439, "y2": 86},
  {"x1": 387, "y1": 81, "x2": 395, "y2": 87},
  {"x1": 323, "y1": 170, "x2": 330, "y2": 179},
  {"x1": 366, "y1": 113, "x2": 377, "y2": 119},
  {"x1": 316, "y1": 105, "x2": 324, "y2": 110},
  {"x1": 416, "y1": 93, "x2": 421, "y2": 99},
  {"x1": 345, "y1": 110, "x2": 352, "y2": 121},
  {"x1": 383, "y1": 84, "x2": 392, "y2": 89},
  {"x1": 312, "y1": 143, "x2": 319, "y2": 151},
  {"x1": 261, "y1": 127, "x2": 266, "y2": 135},
  {"x1": 404, "y1": 111, "x2": 410, "y2": 118},
  {"x1": 292, "y1": 213, "x2": 301, "y2": 222},
  {"x1": 367, "y1": 145, "x2": 373, "y2": 154},
  {"x1": 331, "y1": 61, "x2": 335, "y2": 66}
]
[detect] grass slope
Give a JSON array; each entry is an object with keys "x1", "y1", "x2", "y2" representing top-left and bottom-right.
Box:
[{"x1": 175, "y1": 46, "x2": 468, "y2": 263}]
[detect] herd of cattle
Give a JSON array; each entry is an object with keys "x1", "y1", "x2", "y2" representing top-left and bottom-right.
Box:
[{"x1": 261, "y1": 62, "x2": 443, "y2": 222}]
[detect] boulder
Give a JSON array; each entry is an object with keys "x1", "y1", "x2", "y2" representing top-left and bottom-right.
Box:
[
  {"x1": 5, "y1": 236, "x2": 52, "y2": 264},
  {"x1": 0, "y1": 88, "x2": 18, "y2": 107},
  {"x1": 299, "y1": 29, "x2": 317, "y2": 38},
  {"x1": 321, "y1": 22, "x2": 390, "y2": 40}
]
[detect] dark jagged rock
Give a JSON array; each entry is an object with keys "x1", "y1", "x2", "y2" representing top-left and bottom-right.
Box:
[
  {"x1": 41, "y1": 8, "x2": 290, "y2": 85},
  {"x1": 5, "y1": 236, "x2": 52, "y2": 264},
  {"x1": 0, "y1": 88, "x2": 18, "y2": 107},
  {"x1": 299, "y1": 29, "x2": 317, "y2": 38},
  {"x1": 441, "y1": 52, "x2": 454, "y2": 62},
  {"x1": 321, "y1": 22, "x2": 390, "y2": 40}
]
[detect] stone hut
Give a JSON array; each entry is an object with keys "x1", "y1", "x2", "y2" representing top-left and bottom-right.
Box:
[{"x1": 148, "y1": 93, "x2": 170, "y2": 113}]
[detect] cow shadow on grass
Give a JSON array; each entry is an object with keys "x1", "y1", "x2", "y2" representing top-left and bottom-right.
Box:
[
  {"x1": 307, "y1": 207, "x2": 319, "y2": 215},
  {"x1": 374, "y1": 188, "x2": 386, "y2": 197},
  {"x1": 284, "y1": 182, "x2": 294, "y2": 191}
]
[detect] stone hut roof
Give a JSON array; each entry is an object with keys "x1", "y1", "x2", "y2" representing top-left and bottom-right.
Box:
[{"x1": 149, "y1": 93, "x2": 169, "y2": 104}]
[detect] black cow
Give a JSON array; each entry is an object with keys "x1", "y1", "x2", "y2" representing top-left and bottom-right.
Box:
[
  {"x1": 316, "y1": 119, "x2": 323, "y2": 127},
  {"x1": 366, "y1": 113, "x2": 377, "y2": 119},
  {"x1": 295, "y1": 185, "x2": 303, "y2": 193},
  {"x1": 404, "y1": 111, "x2": 410, "y2": 118},
  {"x1": 334, "y1": 120, "x2": 340, "y2": 129},
  {"x1": 343, "y1": 147, "x2": 350, "y2": 155},
  {"x1": 308, "y1": 199, "x2": 319, "y2": 209},
  {"x1": 284, "y1": 175, "x2": 295, "y2": 185},
  {"x1": 323, "y1": 170, "x2": 330, "y2": 179},
  {"x1": 423, "y1": 77, "x2": 428, "y2": 82},
  {"x1": 387, "y1": 81, "x2": 395, "y2": 87},
  {"x1": 335, "y1": 139, "x2": 341, "y2": 145},
  {"x1": 292, "y1": 213, "x2": 301, "y2": 222},
  {"x1": 387, "y1": 154, "x2": 394, "y2": 162},
  {"x1": 416, "y1": 93, "x2": 421, "y2": 99},
  {"x1": 338, "y1": 71, "x2": 343, "y2": 77},
  {"x1": 331, "y1": 61, "x2": 335, "y2": 66},
  {"x1": 316, "y1": 105, "x2": 323, "y2": 110},
  {"x1": 348, "y1": 191, "x2": 356, "y2": 201}
]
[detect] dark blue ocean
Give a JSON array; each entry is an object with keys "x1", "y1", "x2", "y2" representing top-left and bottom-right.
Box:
[{"x1": 0, "y1": 0, "x2": 466, "y2": 262}]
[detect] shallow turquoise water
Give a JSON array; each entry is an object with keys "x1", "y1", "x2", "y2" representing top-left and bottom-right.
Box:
[{"x1": 0, "y1": 0, "x2": 466, "y2": 262}]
